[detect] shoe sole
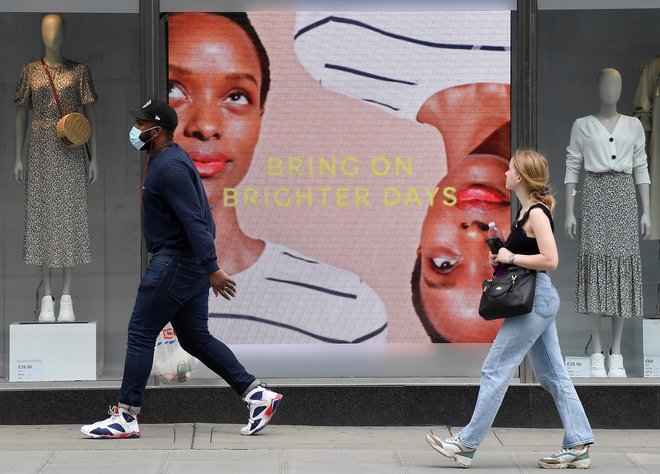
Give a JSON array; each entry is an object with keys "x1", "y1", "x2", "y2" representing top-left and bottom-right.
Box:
[
  {"x1": 537, "y1": 460, "x2": 591, "y2": 469},
  {"x1": 241, "y1": 394, "x2": 283, "y2": 436},
  {"x1": 425, "y1": 434, "x2": 472, "y2": 468},
  {"x1": 81, "y1": 428, "x2": 141, "y2": 439}
]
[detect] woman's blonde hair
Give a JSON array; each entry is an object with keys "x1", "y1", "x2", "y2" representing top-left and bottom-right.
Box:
[{"x1": 511, "y1": 149, "x2": 556, "y2": 213}]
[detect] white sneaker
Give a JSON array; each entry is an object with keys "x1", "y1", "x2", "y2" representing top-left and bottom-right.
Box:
[
  {"x1": 81, "y1": 405, "x2": 140, "y2": 439},
  {"x1": 38, "y1": 295, "x2": 55, "y2": 322},
  {"x1": 538, "y1": 445, "x2": 591, "y2": 469},
  {"x1": 57, "y1": 295, "x2": 75, "y2": 322},
  {"x1": 426, "y1": 432, "x2": 476, "y2": 468},
  {"x1": 240, "y1": 385, "x2": 283, "y2": 435},
  {"x1": 590, "y1": 353, "x2": 607, "y2": 377},
  {"x1": 607, "y1": 351, "x2": 627, "y2": 378}
]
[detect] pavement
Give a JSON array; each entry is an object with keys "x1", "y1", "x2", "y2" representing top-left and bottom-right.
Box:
[{"x1": 1, "y1": 424, "x2": 659, "y2": 473}]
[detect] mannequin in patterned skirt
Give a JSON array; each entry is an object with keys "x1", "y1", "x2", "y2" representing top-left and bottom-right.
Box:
[{"x1": 565, "y1": 68, "x2": 651, "y2": 378}]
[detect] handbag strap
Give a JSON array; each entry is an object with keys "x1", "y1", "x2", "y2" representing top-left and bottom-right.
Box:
[{"x1": 40, "y1": 59, "x2": 64, "y2": 118}]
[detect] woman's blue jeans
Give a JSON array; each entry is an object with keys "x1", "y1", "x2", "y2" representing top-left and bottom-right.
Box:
[
  {"x1": 118, "y1": 253, "x2": 256, "y2": 407},
  {"x1": 459, "y1": 272, "x2": 594, "y2": 449}
]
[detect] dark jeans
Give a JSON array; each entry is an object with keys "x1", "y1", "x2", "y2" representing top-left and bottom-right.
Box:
[{"x1": 118, "y1": 253, "x2": 256, "y2": 407}]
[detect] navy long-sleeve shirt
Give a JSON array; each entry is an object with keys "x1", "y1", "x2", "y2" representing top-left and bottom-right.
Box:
[{"x1": 141, "y1": 144, "x2": 219, "y2": 274}]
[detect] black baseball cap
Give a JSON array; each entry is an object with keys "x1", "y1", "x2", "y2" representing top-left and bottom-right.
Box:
[{"x1": 129, "y1": 99, "x2": 178, "y2": 131}]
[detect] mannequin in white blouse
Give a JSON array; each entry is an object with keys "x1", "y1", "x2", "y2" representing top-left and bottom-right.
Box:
[{"x1": 565, "y1": 68, "x2": 651, "y2": 375}]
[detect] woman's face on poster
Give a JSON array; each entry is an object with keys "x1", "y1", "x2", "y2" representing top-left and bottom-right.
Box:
[
  {"x1": 417, "y1": 154, "x2": 510, "y2": 343},
  {"x1": 168, "y1": 13, "x2": 264, "y2": 204}
]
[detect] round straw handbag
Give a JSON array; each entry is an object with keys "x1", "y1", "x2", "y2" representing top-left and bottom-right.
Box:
[
  {"x1": 56, "y1": 113, "x2": 91, "y2": 147},
  {"x1": 40, "y1": 59, "x2": 92, "y2": 148}
]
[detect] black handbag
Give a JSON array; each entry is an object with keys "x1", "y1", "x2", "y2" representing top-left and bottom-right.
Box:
[{"x1": 478, "y1": 266, "x2": 537, "y2": 320}]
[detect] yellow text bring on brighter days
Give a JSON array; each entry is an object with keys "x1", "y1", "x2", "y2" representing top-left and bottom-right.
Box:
[{"x1": 222, "y1": 156, "x2": 457, "y2": 208}]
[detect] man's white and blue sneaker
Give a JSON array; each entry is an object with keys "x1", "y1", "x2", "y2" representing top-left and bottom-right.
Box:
[
  {"x1": 80, "y1": 405, "x2": 141, "y2": 439},
  {"x1": 240, "y1": 385, "x2": 283, "y2": 435},
  {"x1": 538, "y1": 446, "x2": 590, "y2": 469},
  {"x1": 426, "y1": 432, "x2": 476, "y2": 468}
]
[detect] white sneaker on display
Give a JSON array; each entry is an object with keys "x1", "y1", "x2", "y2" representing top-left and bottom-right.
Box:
[
  {"x1": 57, "y1": 295, "x2": 75, "y2": 322},
  {"x1": 590, "y1": 352, "x2": 607, "y2": 378},
  {"x1": 607, "y1": 350, "x2": 627, "y2": 378},
  {"x1": 38, "y1": 295, "x2": 55, "y2": 322}
]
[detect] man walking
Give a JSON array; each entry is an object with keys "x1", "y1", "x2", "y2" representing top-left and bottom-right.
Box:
[{"x1": 81, "y1": 99, "x2": 282, "y2": 438}]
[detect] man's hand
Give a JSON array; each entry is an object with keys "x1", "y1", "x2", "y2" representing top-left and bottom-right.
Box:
[{"x1": 209, "y1": 269, "x2": 237, "y2": 300}]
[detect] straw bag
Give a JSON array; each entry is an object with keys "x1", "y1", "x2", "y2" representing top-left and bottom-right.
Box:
[{"x1": 40, "y1": 59, "x2": 91, "y2": 148}]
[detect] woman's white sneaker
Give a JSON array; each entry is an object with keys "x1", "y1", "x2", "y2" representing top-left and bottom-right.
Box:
[
  {"x1": 426, "y1": 432, "x2": 476, "y2": 468},
  {"x1": 538, "y1": 445, "x2": 591, "y2": 469}
]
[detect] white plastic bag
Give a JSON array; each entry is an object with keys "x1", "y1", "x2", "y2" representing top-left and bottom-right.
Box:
[{"x1": 152, "y1": 323, "x2": 199, "y2": 384}]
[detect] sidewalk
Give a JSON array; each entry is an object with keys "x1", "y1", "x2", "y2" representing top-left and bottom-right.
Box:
[{"x1": 1, "y1": 424, "x2": 658, "y2": 473}]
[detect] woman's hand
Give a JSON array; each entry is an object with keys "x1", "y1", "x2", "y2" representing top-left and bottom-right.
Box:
[{"x1": 495, "y1": 247, "x2": 513, "y2": 264}]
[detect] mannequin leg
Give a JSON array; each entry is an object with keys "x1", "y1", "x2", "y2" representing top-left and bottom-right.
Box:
[
  {"x1": 38, "y1": 266, "x2": 55, "y2": 322},
  {"x1": 588, "y1": 313, "x2": 606, "y2": 377},
  {"x1": 607, "y1": 317, "x2": 626, "y2": 377},
  {"x1": 610, "y1": 317, "x2": 624, "y2": 355},
  {"x1": 589, "y1": 314, "x2": 602, "y2": 354},
  {"x1": 62, "y1": 267, "x2": 73, "y2": 295},
  {"x1": 42, "y1": 265, "x2": 53, "y2": 296},
  {"x1": 58, "y1": 266, "x2": 75, "y2": 322}
]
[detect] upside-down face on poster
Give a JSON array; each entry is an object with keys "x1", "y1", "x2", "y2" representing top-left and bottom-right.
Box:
[{"x1": 167, "y1": 10, "x2": 511, "y2": 344}]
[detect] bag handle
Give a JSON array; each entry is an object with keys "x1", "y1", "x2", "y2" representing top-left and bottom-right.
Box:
[
  {"x1": 40, "y1": 59, "x2": 64, "y2": 118},
  {"x1": 39, "y1": 59, "x2": 92, "y2": 161}
]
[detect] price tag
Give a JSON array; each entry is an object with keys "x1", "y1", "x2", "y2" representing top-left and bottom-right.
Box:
[
  {"x1": 564, "y1": 356, "x2": 591, "y2": 377},
  {"x1": 15, "y1": 360, "x2": 42, "y2": 382},
  {"x1": 643, "y1": 356, "x2": 660, "y2": 377}
]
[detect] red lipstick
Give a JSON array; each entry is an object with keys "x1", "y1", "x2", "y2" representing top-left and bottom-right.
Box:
[
  {"x1": 456, "y1": 186, "x2": 509, "y2": 211},
  {"x1": 189, "y1": 152, "x2": 230, "y2": 178}
]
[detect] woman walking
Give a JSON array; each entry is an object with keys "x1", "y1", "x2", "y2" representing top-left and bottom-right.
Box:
[{"x1": 426, "y1": 149, "x2": 594, "y2": 469}]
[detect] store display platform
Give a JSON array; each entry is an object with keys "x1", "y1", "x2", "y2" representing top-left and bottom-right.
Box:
[{"x1": 9, "y1": 321, "x2": 98, "y2": 382}]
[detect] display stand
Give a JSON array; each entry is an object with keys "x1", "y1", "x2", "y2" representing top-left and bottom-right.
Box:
[
  {"x1": 9, "y1": 321, "x2": 98, "y2": 382},
  {"x1": 643, "y1": 319, "x2": 660, "y2": 377}
]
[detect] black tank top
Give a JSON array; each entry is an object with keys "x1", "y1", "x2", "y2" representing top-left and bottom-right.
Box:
[{"x1": 504, "y1": 203, "x2": 554, "y2": 255}]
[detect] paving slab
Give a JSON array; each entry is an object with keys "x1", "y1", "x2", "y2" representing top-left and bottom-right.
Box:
[
  {"x1": 40, "y1": 450, "x2": 167, "y2": 474},
  {"x1": 284, "y1": 449, "x2": 403, "y2": 474},
  {"x1": 200, "y1": 424, "x2": 450, "y2": 451},
  {"x1": 164, "y1": 450, "x2": 283, "y2": 474},
  {"x1": 0, "y1": 424, "x2": 658, "y2": 473},
  {"x1": 512, "y1": 452, "x2": 646, "y2": 473},
  {"x1": 398, "y1": 450, "x2": 525, "y2": 473},
  {"x1": 0, "y1": 423, "x2": 194, "y2": 451},
  {"x1": 0, "y1": 451, "x2": 52, "y2": 474}
]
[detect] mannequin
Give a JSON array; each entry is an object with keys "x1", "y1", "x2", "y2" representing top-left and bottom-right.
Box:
[
  {"x1": 13, "y1": 13, "x2": 98, "y2": 322},
  {"x1": 565, "y1": 68, "x2": 651, "y2": 378}
]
